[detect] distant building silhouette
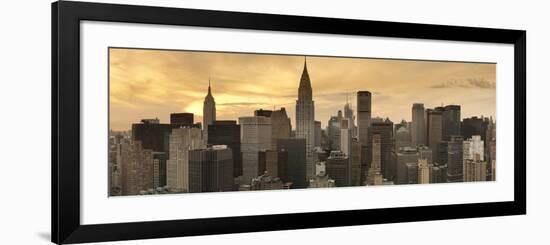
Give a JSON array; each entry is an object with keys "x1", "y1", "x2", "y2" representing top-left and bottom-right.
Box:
[
  {"x1": 357, "y1": 91, "x2": 372, "y2": 146},
  {"x1": 203, "y1": 79, "x2": 216, "y2": 140},
  {"x1": 411, "y1": 103, "x2": 426, "y2": 147}
]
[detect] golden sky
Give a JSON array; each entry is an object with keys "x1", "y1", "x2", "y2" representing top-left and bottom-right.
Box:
[{"x1": 109, "y1": 48, "x2": 496, "y2": 131}]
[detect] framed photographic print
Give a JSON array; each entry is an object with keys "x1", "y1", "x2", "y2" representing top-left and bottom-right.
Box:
[{"x1": 52, "y1": 1, "x2": 526, "y2": 244}]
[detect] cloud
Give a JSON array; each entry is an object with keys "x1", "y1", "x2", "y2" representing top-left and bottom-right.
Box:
[
  {"x1": 430, "y1": 78, "x2": 495, "y2": 89},
  {"x1": 218, "y1": 102, "x2": 268, "y2": 106}
]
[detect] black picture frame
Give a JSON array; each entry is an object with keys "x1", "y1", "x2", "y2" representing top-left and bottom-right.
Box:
[{"x1": 52, "y1": 1, "x2": 526, "y2": 244}]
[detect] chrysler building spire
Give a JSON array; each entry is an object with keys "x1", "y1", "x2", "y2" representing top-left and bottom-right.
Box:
[{"x1": 296, "y1": 56, "x2": 316, "y2": 178}]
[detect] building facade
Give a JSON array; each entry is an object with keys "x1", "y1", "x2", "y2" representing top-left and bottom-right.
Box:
[
  {"x1": 239, "y1": 116, "x2": 272, "y2": 184},
  {"x1": 357, "y1": 91, "x2": 372, "y2": 146},
  {"x1": 411, "y1": 103, "x2": 426, "y2": 147},
  {"x1": 188, "y1": 146, "x2": 234, "y2": 192},
  {"x1": 166, "y1": 127, "x2": 205, "y2": 192}
]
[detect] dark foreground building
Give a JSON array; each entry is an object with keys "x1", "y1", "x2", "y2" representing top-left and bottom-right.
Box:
[{"x1": 277, "y1": 138, "x2": 307, "y2": 188}]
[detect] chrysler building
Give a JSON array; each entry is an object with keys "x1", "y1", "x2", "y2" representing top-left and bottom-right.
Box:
[{"x1": 296, "y1": 57, "x2": 316, "y2": 177}]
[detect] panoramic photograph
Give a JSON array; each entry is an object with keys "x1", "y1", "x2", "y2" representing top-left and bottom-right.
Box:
[{"x1": 108, "y1": 48, "x2": 497, "y2": 196}]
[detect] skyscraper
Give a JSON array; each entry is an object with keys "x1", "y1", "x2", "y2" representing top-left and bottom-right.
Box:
[
  {"x1": 327, "y1": 115, "x2": 341, "y2": 150},
  {"x1": 152, "y1": 152, "x2": 167, "y2": 188},
  {"x1": 325, "y1": 151, "x2": 350, "y2": 187},
  {"x1": 463, "y1": 135, "x2": 484, "y2": 162},
  {"x1": 166, "y1": 127, "x2": 205, "y2": 192},
  {"x1": 203, "y1": 79, "x2": 216, "y2": 140},
  {"x1": 426, "y1": 108, "x2": 443, "y2": 160},
  {"x1": 208, "y1": 120, "x2": 242, "y2": 177},
  {"x1": 367, "y1": 119, "x2": 394, "y2": 181},
  {"x1": 447, "y1": 135, "x2": 464, "y2": 182},
  {"x1": 188, "y1": 145, "x2": 234, "y2": 192},
  {"x1": 366, "y1": 134, "x2": 383, "y2": 186},
  {"x1": 417, "y1": 158, "x2": 430, "y2": 184},
  {"x1": 396, "y1": 146, "x2": 420, "y2": 184},
  {"x1": 395, "y1": 126, "x2": 412, "y2": 150},
  {"x1": 295, "y1": 58, "x2": 316, "y2": 178},
  {"x1": 464, "y1": 153, "x2": 487, "y2": 182},
  {"x1": 239, "y1": 116, "x2": 272, "y2": 184},
  {"x1": 314, "y1": 121, "x2": 322, "y2": 147},
  {"x1": 270, "y1": 108, "x2": 292, "y2": 150},
  {"x1": 344, "y1": 98, "x2": 356, "y2": 137},
  {"x1": 411, "y1": 103, "x2": 426, "y2": 147},
  {"x1": 350, "y1": 138, "x2": 362, "y2": 186},
  {"x1": 131, "y1": 119, "x2": 175, "y2": 153},
  {"x1": 357, "y1": 91, "x2": 372, "y2": 146},
  {"x1": 119, "y1": 140, "x2": 154, "y2": 195},
  {"x1": 340, "y1": 118, "x2": 352, "y2": 157},
  {"x1": 442, "y1": 105, "x2": 461, "y2": 141},
  {"x1": 170, "y1": 113, "x2": 194, "y2": 126},
  {"x1": 277, "y1": 138, "x2": 307, "y2": 188}
]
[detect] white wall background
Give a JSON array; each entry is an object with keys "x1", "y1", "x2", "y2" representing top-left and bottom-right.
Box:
[{"x1": 0, "y1": 0, "x2": 547, "y2": 244}]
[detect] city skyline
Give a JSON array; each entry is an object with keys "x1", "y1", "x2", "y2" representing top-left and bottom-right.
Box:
[{"x1": 109, "y1": 48, "x2": 496, "y2": 131}]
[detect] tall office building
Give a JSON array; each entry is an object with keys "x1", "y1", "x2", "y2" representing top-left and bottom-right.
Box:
[
  {"x1": 442, "y1": 105, "x2": 461, "y2": 141},
  {"x1": 270, "y1": 108, "x2": 292, "y2": 150},
  {"x1": 131, "y1": 119, "x2": 175, "y2": 153},
  {"x1": 166, "y1": 127, "x2": 205, "y2": 192},
  {"x1": 411, "y1": 103, "x2": 426, "y2": 147},
  {"x1": 239, "y1": 116, "x2": 272, "y2": 184},
  {"x1": 417, "y1": 158, "x2": 430, "y2": 184},
  {"x1": 325, "y1": 151, "x2": 350, "y2": 187},
  {"x1": 395, "y1": 126, "x2": 412, "y2": 151},
  {"x1": 464, "y1": 154, "x2": 487, "y2": 182},
  {"x1": 314, "y1": 121, "x2": 322, "y2": 147},
  {"x1": 340, "y1": 118, "x2": 352, "y2": 157},
  {"x1": 152, "y1": 152, "x2": 167, "y2": 188},
  {"x1": 170, "y1": 113, "x2": 194, "y2": 126},
  {"x1": 405, "y1": 162, "x2": 419, "y2": 184},
  {"x1": 277, "y1": 138, "x2": 307, "y2": 188},
  {"x1": 264, "y1": 150, "x2": 289, "y2": 181},
  {"x1": 327, "y1": 115, "x2": 341, "y2": 150},
  {"x1": 447, "y1": 135, "x2": 464, "y2": 182},
  {"x1": 208, "y1": 120, "x2": 242, "y2": 177},
  {"x1": 367, "y1": 119, "x2": 394, "y2": 181},
  {"x1": 366, "y1": 134, "x2": 383, "y2": 186},
  {"x1": 119, "y1": 140, "x2": 154, "y2": 195},
  {"x1": 462, "y1": 116, "x2": 489, "y2": 142},
  {"x1": 396, "y1": 146, "x2": 420, "y2": 184},
  {"x1": 295, "y1": 58, "x2": 316, "y2": 178},
  {"x1": 418, "y1": 145, "x2": 433, "y2": 165},
  {"x1": 203, "y1": 80, "x2": 216, "y2": 140},
  {"x1": 344, "y1": 99, "x2": 356, "y2": 137},
  {"x1": 188, "y1": 145, "x2": 234, "y2": 193},
  {"x1": 350, "y1": 138, "x2": 362, "y2": 186},
  {"x1": 426, "y1": 108, "x2": 443, "y2": 160},
  {"x1": 430, "y1": 164, "x2": 447, "y2": 183},
  {"x1": 357, "y1": 91, "x2": 372, "y2": 146},
  {"x1": 463, "y1": 135, "x2": 484, "y2": 162},
  {"x1": 254, "y1": 109, "x2": 273, "y2": 117}
]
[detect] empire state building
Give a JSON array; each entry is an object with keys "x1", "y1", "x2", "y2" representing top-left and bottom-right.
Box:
[
  {"x1": 296, "y1": 58, "x2": 316, "y2": 177},
  {"x1": 203, "y1": 79, "x2": 216, "y2": 140}
]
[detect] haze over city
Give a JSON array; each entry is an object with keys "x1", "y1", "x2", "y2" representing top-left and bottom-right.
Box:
[{"x1": 109, "y1": 48, "x2": 496, "y2": 131}]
